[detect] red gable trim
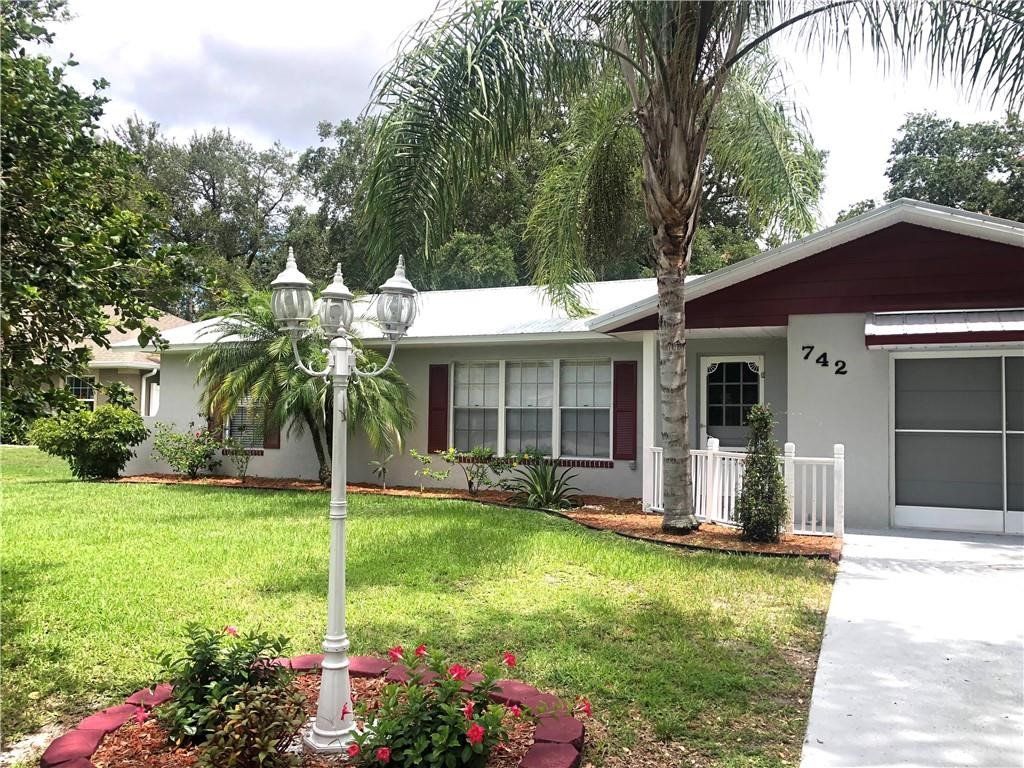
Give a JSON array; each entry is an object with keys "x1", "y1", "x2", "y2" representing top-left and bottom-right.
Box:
[{"x1": 606, "y1": 223, "x2": 1024, "y2": 332}]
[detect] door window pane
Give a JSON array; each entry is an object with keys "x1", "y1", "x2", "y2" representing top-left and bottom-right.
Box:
[{"x1": 895, "y1": 357, "x2": 1002, "y2": 431}]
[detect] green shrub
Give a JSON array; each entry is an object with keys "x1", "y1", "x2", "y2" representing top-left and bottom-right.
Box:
[
  {"x1": 100, "y1": 381, "x2": 137, "y2": 409},
  {"x1": 152, "y1": 421, "x2": 221, "y2": 479},
  {"x1": 508, "y1": 460, "x2": 582, "y2": 509},
  {"x1": 156, "y1": 625, "x2": 291, "y2": 746},
  {"x1": 736, "y1": 404, "x2": 789, "y2": 542},
  {"x1": 408, "y1": 449, "x2": 450, "y2": 491},
  {"x1": 349, "y1": 649, "x2": 514, "y2": 767},
  {"x1": 222, "y1": 438, "x2": 253, "y2": 481},
  {"x1": 437, "y1": 447, "x2": 532, "y2": 495},
  {"x1": 27, "y1": 405, "x2": 148, "y2": 479},
  {"x1": 201, "y1": 682, "x2": 306, "y2": 768}
]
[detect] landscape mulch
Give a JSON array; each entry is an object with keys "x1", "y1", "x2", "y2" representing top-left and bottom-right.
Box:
[
  {"x1": 117, "y1": 474, "x2": 839, "y2": 559},
  {"x1": 91, "y1": 673, "x2": 536, "y2": 768}
]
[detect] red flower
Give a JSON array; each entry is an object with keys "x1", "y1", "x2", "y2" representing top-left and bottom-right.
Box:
[
  {"x1": 134, "y1": 707, "x2": 148, "y2": 724},
  {"x1": 387, "y1": 645, "x2": 403, "y2": 662},
  {"x1": 224, "y1": 625, "x2": 238, "y2": 636},
  {"x1": 375, "y1": 746, "x2": 391, "y2": 763},
  {"x1": 340, "y1": 702, "x2": 350, "y2": 718},
  {"x1": 501, "y1": 651, "x2": 517, "y2": 668},
  {"x1": 576, "y1": 697, "x2": 592, "y2": 717},
  {"x1": 462, "y1": 700, "x2": 475, "y2": 718},
  {"x1": 346, "y1": 743, "x2": 360, "y2": 758},
  {"x1": 447, "y1": 663, "x2": 470, "y2": 681},
  {"x1": 466, "y1": 722, "x2": 486, "y2": 745},
  {"x1": 508, "y1": 704, "x2": 522, "y2": 718},
  {"x1": 414, "y1": 644, "x2": 427, "y2": 658}
]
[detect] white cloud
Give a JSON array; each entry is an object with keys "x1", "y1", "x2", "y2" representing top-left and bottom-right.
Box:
[{"x1": 50, "y1": 1, "x2": 1013, "y2": 222}]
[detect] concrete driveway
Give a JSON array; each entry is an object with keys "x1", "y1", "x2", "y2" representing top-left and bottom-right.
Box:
[{"x1": 802, "y1": 531, "x2": 1024, "y2": 768}]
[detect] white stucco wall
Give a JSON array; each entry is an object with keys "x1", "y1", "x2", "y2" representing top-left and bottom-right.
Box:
[
  {"x1": 347, "y1": 339, "x2": 645, "y2": 498},
  {"x1": 786, "y1": 313, "x2": 891, "y2": 530},
  {"x1": 123, "y1": 352, "x2": 322, "y2": 481}
]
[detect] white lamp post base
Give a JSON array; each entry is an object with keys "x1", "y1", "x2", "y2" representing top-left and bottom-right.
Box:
[{"x1": 301, "y1": 718, "x2": 358, "y2": 753}]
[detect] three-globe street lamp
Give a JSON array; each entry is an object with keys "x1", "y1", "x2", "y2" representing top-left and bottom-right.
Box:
[{"x1": 270, "y1": 248, "x2": 417, "y2": 752}]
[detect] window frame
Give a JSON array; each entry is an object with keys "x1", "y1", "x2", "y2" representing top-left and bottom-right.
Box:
[
  {"x1": 447, "y1": 357, "x2": 615, "y2": 460},
  {"x1": 224, "y1": 398, "x2": 267, "y2": 450},
  {"x1": 65, "y1": 375, "x2": 97, "y2": 411}
]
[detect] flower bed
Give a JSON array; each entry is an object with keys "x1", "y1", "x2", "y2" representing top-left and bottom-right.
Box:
[{"x1": 41, "y1": 655, "x2": 586, "y2": 768}]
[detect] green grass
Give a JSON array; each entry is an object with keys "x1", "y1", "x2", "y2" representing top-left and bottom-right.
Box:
[{"x1": 2, "y1": 447, "x2": 833, "y2": 766}]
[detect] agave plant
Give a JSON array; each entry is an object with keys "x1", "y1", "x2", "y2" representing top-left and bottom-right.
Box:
[{"x1": 508, "y1": 460, "x2": 583, "y2": 510}]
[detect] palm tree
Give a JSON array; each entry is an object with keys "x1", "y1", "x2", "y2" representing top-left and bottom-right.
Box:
[
  {"x1": 359, "y1": 0, "x2": 1023, "y2": 533},
  {"x1": 192, "y1": 290, "x2": 414, "y2": 484}
]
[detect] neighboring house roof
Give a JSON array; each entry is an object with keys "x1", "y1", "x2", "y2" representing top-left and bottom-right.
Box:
[
  {"x1": 112, "y1": 198, "x2": 1023, "y2": 352},
  {"x1": 83, "y1": 307, "x2": 190, "y2": 368}
]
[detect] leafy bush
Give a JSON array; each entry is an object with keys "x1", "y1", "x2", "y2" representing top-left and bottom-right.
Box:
[
  {"x1": 27, "y1": 405, "x2": 148, "y2": 479},
  {"x1": 736, "y1": 404, "x2": 789, "y2": 542},
  {"x1": 157, "y1": 625, "x2": 292, "y2": 746},
  {"x1": 152, "y1": 421, "x2": 221, "y2": 479},
  {"x1": 348, "y1": 648, "x2": 515, "y2": 767},
  {"x1": 100, "y1": 381, "x2": 137, "y2": 409},
  {"x1": 222, "y1": 438, "x2": 253, "y2": 481},
  {"x1": 201, "y1": 682, "x2": 306, "y2": 768},
  {"x1": 437, "y1": 447, "x2": 532, "y2": 495},
  {"x1": 508, "y1": 460, "x2": 582, "y2": 509},
  {"x1": 409, "y1": 448, "x2": 450, "y2": 491}
]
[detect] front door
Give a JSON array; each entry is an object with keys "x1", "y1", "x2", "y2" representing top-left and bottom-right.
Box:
[{"x1": 700, "y1": 356, "x2": 764, "y2": 449}]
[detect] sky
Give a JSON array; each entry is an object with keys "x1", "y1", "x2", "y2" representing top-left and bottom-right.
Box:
[{"x1": 49, "y1": 0, "x2": 1014, "y2": 224}]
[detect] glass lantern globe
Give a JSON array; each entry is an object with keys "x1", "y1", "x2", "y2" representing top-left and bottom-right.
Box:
[
  {"x1": 318, "y1": 263, "x2": 354, "y2": 337},
  {"x1": 377, "y1": 254, "x2": 418, "y2": 341},
  {"x1": 270, "y1": 247, "x2": 315, "y2": 337}
]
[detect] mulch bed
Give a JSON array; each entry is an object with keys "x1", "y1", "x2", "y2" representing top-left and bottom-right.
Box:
[
  {"x1": 90, "y1": 673, "x2": 535, "y2": 768},
  {"x1": 116, "y1": 474, "x2": 839, "y2": 559}
]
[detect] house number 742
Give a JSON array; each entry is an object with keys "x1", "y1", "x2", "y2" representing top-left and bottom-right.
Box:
[{"x1": 801, "y1": 345, "x2": 847, "y2": 375}]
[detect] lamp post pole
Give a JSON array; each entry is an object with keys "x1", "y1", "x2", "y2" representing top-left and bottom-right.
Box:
[{"x1": 269, "y1": 251, "x2": 417, "y2": 754}]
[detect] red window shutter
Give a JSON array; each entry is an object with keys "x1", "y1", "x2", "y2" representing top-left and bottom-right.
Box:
[
  {"x1": 263, "y1": 416, "x2": 281, "y2": 449},
  {"x1": 613, "y1": 361, "x2": 638, "y2": 461},
  {"x1": 427, "y1": 364, "x2": 450, "y2": 453}
]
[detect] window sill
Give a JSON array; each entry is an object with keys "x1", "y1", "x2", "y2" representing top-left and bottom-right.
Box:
[
  {"x1": 446, "y1": 454, "x2": 614, "y2": 469},
  {"x1": 222, "y1": 448, "x2": 264, "y2": 456}
]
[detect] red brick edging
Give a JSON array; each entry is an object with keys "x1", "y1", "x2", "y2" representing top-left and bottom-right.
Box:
[{"x1": 40, "y1": 655, "x2": 585, "y2": 768}]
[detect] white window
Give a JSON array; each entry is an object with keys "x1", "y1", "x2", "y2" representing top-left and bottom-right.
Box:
[
  {"x1": 226, "y1": 399, "x2": 266, "y2": 449},
  {"x1": 505, "y1": 361, "x2": 553, "y2": 454},
  {"x1": 453, "y1": 362, "x2": 498, "y2": 451},
  {"x1": 66, "y1": 375, "x2": 96, "y2": 411},
  {"x1": 559, "y1": 360, "x2": 611, "y2": 458}
]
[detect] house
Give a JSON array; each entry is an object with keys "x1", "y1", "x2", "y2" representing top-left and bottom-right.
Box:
[
  {"x1": 63, "y1": 307, "x2": 190, "y2": 415},
  {"x1": 116, "y1": 199, "x2": 1024, "y2": 536}
]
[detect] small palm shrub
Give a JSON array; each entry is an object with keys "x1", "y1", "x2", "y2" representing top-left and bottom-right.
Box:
[
  {"x1": 201, "y1": 682, "x2": 307, "y2": 768},
  {"x1": 151, "y1": 421, "x2": 221, "y2": 479},
  {"x1": 347, "y1": 648, "x2": 515, "y2": 767},
  {"x1": 28, "y1": 405, "x2": 148, "y2": 479},
  {"x1": 156, "y1": 625, "x2": 292, "y2": 746},
  {"x1": 508, "y1": 460, "x2": 582, "y2": 509},
  {"x1": 736, "y1": 404, "x2": 789, "y2": 542}
]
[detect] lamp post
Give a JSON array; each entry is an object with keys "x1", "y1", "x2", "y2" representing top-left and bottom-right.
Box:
[{"x1": 270, "y1": 248, "x2": 417, "y2": 753}]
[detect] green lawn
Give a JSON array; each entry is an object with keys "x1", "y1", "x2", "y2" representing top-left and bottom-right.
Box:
[{"x1": 2, "y1": 447, "x2": 834, "y2": 766}]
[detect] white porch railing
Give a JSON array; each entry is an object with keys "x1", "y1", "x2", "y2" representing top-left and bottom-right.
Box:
[{"x1": 648, "y1": 438, "x2": 845, "y2": 537}]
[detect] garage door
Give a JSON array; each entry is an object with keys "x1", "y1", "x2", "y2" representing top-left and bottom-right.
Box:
[{"x1": 894, "y1": 354, "x2": 1023, "y2": 534}]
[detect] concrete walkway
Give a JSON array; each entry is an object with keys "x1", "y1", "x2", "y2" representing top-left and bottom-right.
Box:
[{"x1": 802, "y1": 530, "x2": 1024, "y2": 768}]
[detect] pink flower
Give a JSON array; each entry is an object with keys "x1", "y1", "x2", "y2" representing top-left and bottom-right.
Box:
[
  {"x1": 387, "y1": 645, "x2": 403, "y2": 662},
  {"x1": 508, "y1": 704, "x2": 522, "y2": 718},
  {"x1": 447, "y1": 663, "x2": 470, "y2": 681},
  {"x1": 576, "y1": 697, "x2": 592, "y2": 717},
  {"x1": 375, "y1": 746, "x2": 391, "y2": 763},
  {"x1": 501, "y1": 651, "x2": 517, "y2": 668},
  {"x1": 340, "y1": 702, "x2": 350, "y2": 718},
  {"x1": 134, "y1": 706, "x2": 148, "y2": 724},
  {"x1": 224, "y1": 625, "x2": 238, "y2": 636},
  {"x1": 414, "y1": 644, "x2": 427, "y2": 658},
  {"x1": 346, "y1": 743, "x2": 360, "y2": 758},
  {"x1": 466, "y1": 722, "x2": 486, "y2": 745},
  {"x1": 461, "y1": 700, "x2": 475, "y2": 719}
]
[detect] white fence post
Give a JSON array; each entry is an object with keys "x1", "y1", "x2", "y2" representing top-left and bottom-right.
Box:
[
  {"x1": 707, "y1": 437, "x2": 720, "y2": 522},
  {"x1": 783, "y1": 442, "x2": 795, "y2": 534},
  {"x1": 833, "y1": 443, "x2": 845, "y2": 538}
]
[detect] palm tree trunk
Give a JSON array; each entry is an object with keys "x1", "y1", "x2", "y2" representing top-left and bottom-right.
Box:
[{"x1": 303, "y1": 409, "x2": 331, "y2": 485}]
